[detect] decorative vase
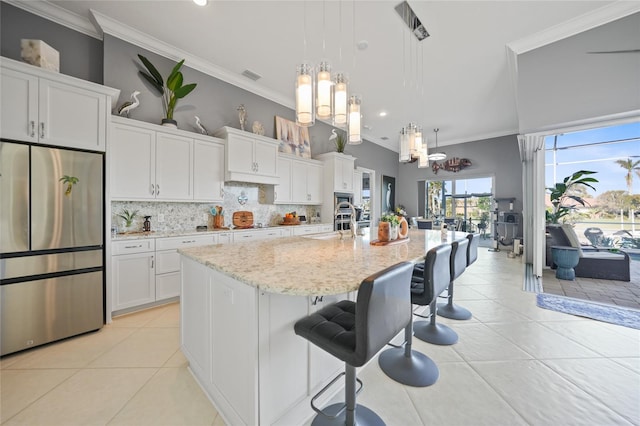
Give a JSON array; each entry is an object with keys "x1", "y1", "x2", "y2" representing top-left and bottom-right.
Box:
[
  {"x1": 161, "y1": 118, "x2": 178, "y2": 128},
  {"x1": 389, "y1": 224, "x2": 399, "y2": 241},
  {"x1": 397, "y1": 217, "x2": 409, "y2": 239},
  {"x1": 378, "y1": 222, "x2": 391, "y2": 242}
]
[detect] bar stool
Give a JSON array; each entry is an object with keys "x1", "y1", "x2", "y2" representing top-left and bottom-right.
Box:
[
  {"x1": 437, "y1": 238, "x2": 472, "y2": 320},
  {"x1": 294, "y1": 262, "x2": 414, "y2": 426},
  {"x1": 379, "y1": 245, "x2": 451, "y2": 387},
  {"x1": 467, "y1": 233, "x2": 480, "y2": 267},
  {"x1": 411, "y1": 244, "x2": 457, "y2": 345}
]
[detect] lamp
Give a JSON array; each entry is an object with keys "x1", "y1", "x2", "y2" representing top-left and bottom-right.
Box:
[
  {"x1": 399, "y1": 123, "x2": 421, "y2": 163},
  {"x1": 316, "y1": 61, "x2": 332, "y2": 119},
  {"x1": 333, "y1": 73, "x2": 348, "y2": 127},
  {"x1": 295, "y1": 63, "x2": 314, "y2": 127},
  {"x1": 348, "y1": 95, "x2": 361, "y2": 144},
  {"x1": 428, "y1": 128, "x2": 446, "y2": 161}
]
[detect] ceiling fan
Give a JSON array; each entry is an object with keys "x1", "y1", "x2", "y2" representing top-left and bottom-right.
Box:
[{"x1": 587, "y1": 49, "x2": 640, "y2": 54}]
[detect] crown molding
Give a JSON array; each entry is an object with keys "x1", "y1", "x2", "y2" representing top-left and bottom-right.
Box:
[
  {"x1": 90, "y1": 10, "x2": 294, "y2": 111},
  {"x1": 521, "y1": 109, "x2": 640, "y2": 137},
  {"x1": 2, "y1": 0, "x2": 101, "y2": 39},
  {"x1": 507, "y1": 1, "x2": 640, "y2": 55}
]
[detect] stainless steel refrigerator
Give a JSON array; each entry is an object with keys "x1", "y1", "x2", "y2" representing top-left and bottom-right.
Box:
[{"x1": 0, "y1": 141, "x2": 104, "y2": 356}]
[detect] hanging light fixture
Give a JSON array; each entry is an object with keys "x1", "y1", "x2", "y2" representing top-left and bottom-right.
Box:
[
  {"x1": 399, "y1": 123, "x2": 421, "y2": 163},
  {"x1": 333, "y1": 73, "x2": 348, "y2": 126},
  {"x1": 295, "y1": 63, "x2": 314, "y2": 127},
  {"x1": 348, "y1": 95, "x2": 361, "y2": 144},
  {"x1": 428, "y1": 128, "x2": 447, "y2": 161},
  {"x1": 316, "y1": 61, "x2": 332, "y2": 119}
]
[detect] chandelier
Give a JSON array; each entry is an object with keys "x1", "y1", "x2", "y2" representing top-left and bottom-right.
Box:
[{"x1": 399, "y1": 123, "x2": 423, "y2": 163}]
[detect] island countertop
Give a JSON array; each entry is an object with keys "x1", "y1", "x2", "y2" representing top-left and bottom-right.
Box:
[{"x1": 179, "y1": 228, "x2": 469, "y2": 296}]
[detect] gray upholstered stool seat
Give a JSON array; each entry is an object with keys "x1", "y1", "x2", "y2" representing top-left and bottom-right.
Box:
[
  {"x1": 411, "y1": 244, "x2": 458, "y2": 345},
  {"x1": 295, "y1": 262, "x2": 414, "y2": 426},
  {"x1": 437, "y1": 237, "x2": 473, "y2": 320}
]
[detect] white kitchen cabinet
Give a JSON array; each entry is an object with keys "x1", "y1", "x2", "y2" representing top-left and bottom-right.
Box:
[
  {"x1": 315, "y1": 152, "x2": 355, "y2": 193},
  {"x1": 291, "y1": 157, "x2": 323, "y2": 204},
  {"x1": 233, "y1": 227, "x2": 288, "y2": 242},
  {"x1": 111, "y1": 117, "x2": 226, "y2": 202},
  {"x1": 213, "y1": 126, "x2": 279, "y2": 185},
  {"x1": 111, "y1": 239, "x2": 156, "y2": 311},
  {"x1": 353, "y1": 169, "x2": 363, "y2": 206},
  {"x1": 291, "y1": 224, "x2": 334, "y2": 236},
  {"x1": 271, "y1": 156, "x2": 292, "y2": 204},
  {"x1": 193, "y1": 137, "x2": 225, "y2": 202},
  {"x1": 155, "y1": 133, "x2": 193, "y2": 200},
  {"x1": 0, "y1": 57, "x2": 118, "y2": 151},
  {"x1": 155, "y1": 234, "x2": 217, "y2": 300}
]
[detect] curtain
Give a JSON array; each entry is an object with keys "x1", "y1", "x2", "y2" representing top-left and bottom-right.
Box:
[{"x1": 518, "y1": 134, "x2": 545, "y2": 278}]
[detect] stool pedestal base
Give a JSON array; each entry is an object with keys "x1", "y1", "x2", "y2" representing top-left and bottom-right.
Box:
[
  {"x1": 437, "y1": 302, "x2": 472, "y2": 320},
  {"x1": 311, "y1": 403, "x2": 384, "y2": 426}
]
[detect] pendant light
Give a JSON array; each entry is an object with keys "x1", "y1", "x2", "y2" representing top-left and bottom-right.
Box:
[
  {"x1": 316, "y1": 61, "x2": 332, "y2": 119},
  {"x1": 296, "y1": 63, "x2": 314, "y2": 127},
  {"x1": 348, "y1": 95, "x2": 361, "y2": 144},
  {"x1": 333, "y1": 73, "x2": 348, "y2": 126},
  {"x1": 428, "y1": 128, "x2": 446, "y2": 161}
]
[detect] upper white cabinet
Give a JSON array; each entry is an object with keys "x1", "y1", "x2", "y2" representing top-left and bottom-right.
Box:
[
  {"x1": 315, "y1": 152, "x2": 355, "y2": 193},
  {"x1": 291, "y1": 157, "x2": 323, "y2": 204},
  {"x1": 353, "y1": 169, "x2": 363, "y2": 206},
  {"x1": 0, "y1": 57, "x2": 119, "y2": 151},
  {"x1": 272, "y1": 156, "x2": 292, "y2": 204},
  {"x1": 110, "y1": 117, "x2": 224, "y2": 202},
  {"x1": 213, "y1": 127, "x2": 279, "y2": 185}
]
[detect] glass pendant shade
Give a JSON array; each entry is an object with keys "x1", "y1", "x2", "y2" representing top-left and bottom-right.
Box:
[
  {"x1": 316, "y1": 61, "x2": 332, "y2": 119},
  {"x1": 295, "y1": 63, "x2": 314, "y2": 127},
  {"x1": 348, "y1": 95, "x2": 361, "y2": 144},
  {"x1": 399, "y1": 127, "x2": 411, "y2": 162},
  {"x1": 414, "y1": 126, "x2": 423, "y2": 153},
  {"x1": 418, "y1": 144, "x2": 428, "y2": 168},
  {"x1": 333, "y1": 73, "x2": 348, "y2": 127}
]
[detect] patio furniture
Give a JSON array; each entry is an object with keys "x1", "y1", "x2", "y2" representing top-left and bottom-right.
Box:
[
  {"x1": 583, "y1": 227, "x2": 604, "y2": 246},
  {"x1": 551, "y1": 246, "x2": 580, "y2": 280},
  {"x1": 546, "y1": 224, "x2": 631, "y2": 282}
]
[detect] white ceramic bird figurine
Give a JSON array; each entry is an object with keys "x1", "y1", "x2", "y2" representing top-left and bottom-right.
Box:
[
  {"x1": 117, "y1": 90, "x2": 140, "y2": 117},
  {"x1": 194, "y1": 116, "x2": 209, "y2": 135},
  {"x1": 329, "y1": 129, "x2": 337, "y2": 140}
]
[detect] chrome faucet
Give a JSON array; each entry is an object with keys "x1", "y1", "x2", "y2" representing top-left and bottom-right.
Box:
[{"x1": 335, "y1": 201, "x2": 358, "y2": 239}]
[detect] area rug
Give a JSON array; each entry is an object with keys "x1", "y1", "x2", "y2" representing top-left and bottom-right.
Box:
[{"x1": 537, "y1": 293, "x2": 640, "y2": 330}]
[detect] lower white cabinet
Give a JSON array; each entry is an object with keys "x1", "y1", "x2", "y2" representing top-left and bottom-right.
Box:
[{"x1": 111, "y1": 239, "x2": 156, "y2": 311}]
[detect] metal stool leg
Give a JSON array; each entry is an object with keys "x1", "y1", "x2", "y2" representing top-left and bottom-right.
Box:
[
  {"x1": 311, "y1": 364, "x2": 385, "y2": 426},
  {"x1": 379, "y1": 319, "x2": 439, "y2": 387},
  {"x1": 437, "y1": 280, "x2": 472, "y2": 320},
  {"x1": 413, "y1": 301, "x2": 458, "y2": 345}
]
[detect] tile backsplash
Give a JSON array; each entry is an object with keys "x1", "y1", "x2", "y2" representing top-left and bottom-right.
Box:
[{"x1": 111, "y1": 182, "x2": 320, "y2": 233}]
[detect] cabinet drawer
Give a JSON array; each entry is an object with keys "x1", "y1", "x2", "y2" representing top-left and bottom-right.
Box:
[
  {"x1": 156, "y1": 249, "x2": 180, "y2": 274},
  {"x1": 292, "y1": 226, "x2": 319, "y2": 236},
  {"x1": 156, "y1": 234, "x2": 216, "y2": 251},
  {"x1": 112, "y1": 239, "x2": 155, "y2": 255}
]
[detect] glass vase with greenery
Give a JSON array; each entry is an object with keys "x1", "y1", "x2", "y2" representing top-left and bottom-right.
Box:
[
  {"x1": 546, "y1": 170, "x2": 598, "y2": 224},
  {"x1": 117, "y1": 209, "x2": 139, "y2": 231}
]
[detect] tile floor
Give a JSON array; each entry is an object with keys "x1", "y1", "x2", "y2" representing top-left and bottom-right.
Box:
[{"x1": 1, "y1": 250, "x2": 639, "y2": 426}]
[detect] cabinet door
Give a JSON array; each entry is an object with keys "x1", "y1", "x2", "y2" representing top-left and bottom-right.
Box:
[
  {"x1": 156, "y1": 272, "x2": 181, "y2": 300},
  {"x1": 290, "y1": 160, "x2": 308, "y2": 203},
  {"x1": 337, "y1": 157, "x2": 354, "y2": 192},
  {"x1": 0, "y1": 68, "x2": 38, "y2": 142},
  {"x1": 307, "y1": 163, "x2": 323, "y2": 204},
  {"x1": 227, "y1": 133, "x2": 255, "y2": 175},
  {"x1": 353, "y1": 170, "x2": 363, "y2": 206},
  {"x1": 110, "y1": 124, "x2": 155, "y2": 200},
  {"x1": 274, "y1": 157, "x2": 292, "y2": 204},
  {"x1": 193, "y1": 140, "x2": 224, "y2": 202},
  {"x1": 39, "y1": 79, "x2": 107, "y2": 151},
  {"x1": 254, "y1": 139, "x2": 278, "y2": 177},
  {"x1": 155, "y1": 133, "x2": 193, "y2": 200},
  {"x1": 112, "y1": 252, "x2": 155, "y2": 311}
]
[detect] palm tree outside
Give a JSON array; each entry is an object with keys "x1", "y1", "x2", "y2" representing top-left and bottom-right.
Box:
[{"x1": 615, "y1": 158, "x2": 640, "y2": 193}]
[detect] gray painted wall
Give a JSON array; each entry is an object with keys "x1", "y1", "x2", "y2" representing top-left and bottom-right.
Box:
[
  {"x1": 0, "y1": 3, "x2": 103, "y2": 84},
  {"x1": 517, "y1": 12, "x2": 640, "y2": 133},
  {"x1": 397, "y1": 134, "x2": 523, "y2": 221}
]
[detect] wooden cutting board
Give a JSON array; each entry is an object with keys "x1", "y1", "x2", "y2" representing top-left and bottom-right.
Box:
[{"x1": 233, "y1": 211, "x2": 254, "y2": 228}]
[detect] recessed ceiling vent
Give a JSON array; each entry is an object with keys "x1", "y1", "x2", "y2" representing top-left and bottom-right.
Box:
[
  {"x1": 395, "y1": 1, "x2": 429, "y2": 41},
  {"x1": 380, "y1": 136, "x2": 389, "y2": 141},
  {"x1": 241, "y1": 69, "x2": 262, "y2": 81}
]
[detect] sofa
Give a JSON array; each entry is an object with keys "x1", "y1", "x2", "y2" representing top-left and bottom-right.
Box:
[{"x1": 546, "y1": 224, "x2": 630, "y2": 282}]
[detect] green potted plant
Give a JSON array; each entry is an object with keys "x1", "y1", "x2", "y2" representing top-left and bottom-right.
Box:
[
  {"x1": 137, "y1": 54, "x2": 197, "y2": 127},
  {"x1": 378, "y1": 212, "x2": 400, "y2": 242},
  {"x1": 546, "y1": 170, "x2": 598, "y2": 224},
  {"x1": 333, "y1": 131, "x2": 346, "y2": 153},
  {"x1": 117, "y1": 209, "x2": 139, "y2": 232}
]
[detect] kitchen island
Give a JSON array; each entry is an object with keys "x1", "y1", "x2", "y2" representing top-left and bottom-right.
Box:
[{"x1": 179, "y1": 228, "x2": 468, "y2": 426}]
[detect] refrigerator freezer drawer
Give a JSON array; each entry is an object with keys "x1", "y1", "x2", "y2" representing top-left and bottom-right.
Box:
[
  {"x1": 1, "y1": 249, "x2": 102, "y2": 281},
  {"x1": 0, "y1": 271, "x2": 103, "y2": 356}
]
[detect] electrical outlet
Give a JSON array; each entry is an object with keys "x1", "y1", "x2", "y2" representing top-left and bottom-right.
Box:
[
  {"x1": 158, "y1": 214, "x2": 165, "y2": 223},
  {"x1": 204, "y1": 213, "x2": 209, "y2": 222}
]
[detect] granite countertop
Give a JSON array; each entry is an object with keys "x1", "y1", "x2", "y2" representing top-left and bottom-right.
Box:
[
  {"x1": 179, "y1": 228, "x2": 469, "y2": 296},
  {"x1": 112, "y1": 223, "x2": 331, "y2": 241}
]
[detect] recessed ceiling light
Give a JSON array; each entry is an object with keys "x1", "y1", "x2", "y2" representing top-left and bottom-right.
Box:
[
  {"x1": 364, "y1": 125, "x2": 372, "y2": 130},
  {"x1": 379, "y1": 111, "x2": 387, "y2": 117},
  {"x1": 193, "y1": 0, "x2": 207, "y2": 6}
]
